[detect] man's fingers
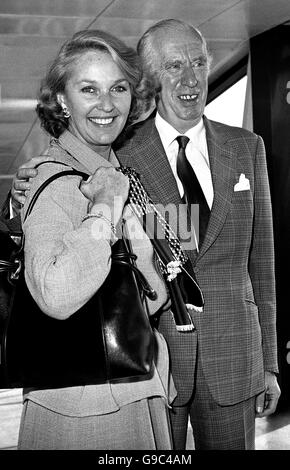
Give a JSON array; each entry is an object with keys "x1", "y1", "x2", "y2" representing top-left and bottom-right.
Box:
[
  {"x1": 13, "y1": 180, "x2": 32, "y2": 192},
  {"x1": 16, "y1": 167, "x2": 38, "y2": 180},
  {"x1": 264, "y1": 396, "x2": 278, "y2": 416},
  {"x1": 12, "y1": 192, "x2": 26, "y2": 206},
  {"x1": 255, "y1": 372, "x2": 281, "y2": 418},
  {"x1": 255, "y1": 391, "x2": 265, "y2": 415},
  {"x1": 15, "y1": 156, "x2": 55, "y2": 179},
  {"x1": 256, "y1": 396, "x2": 278, "y2": 417},
  {"x1": 21, "y1": 155, "x2": 55, "y2": 169},
  {"x1": 258, "y1": 386, "x2": 280, "y2": 417}
]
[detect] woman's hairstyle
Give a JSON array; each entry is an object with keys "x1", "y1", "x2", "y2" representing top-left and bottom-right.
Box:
[
  {"x1": 37, "y1": 29, "x2": 145, "y2": 138},
  {"x1": 137, "y1": 19, "x2": 212, "y2": 101}
]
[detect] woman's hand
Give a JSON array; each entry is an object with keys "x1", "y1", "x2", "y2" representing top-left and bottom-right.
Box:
[{"x1": 80, "y1": 166, "x2": 129, "y2": 226}]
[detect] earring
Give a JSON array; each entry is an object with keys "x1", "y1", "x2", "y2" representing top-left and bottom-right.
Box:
[{"x1": 62, "y1": 105, "x2": 70, "y2": 119}]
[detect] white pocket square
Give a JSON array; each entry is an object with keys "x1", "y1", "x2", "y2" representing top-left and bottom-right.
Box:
[{"x1": 234, "y1": 173, "x2": 250, "y2": 191}]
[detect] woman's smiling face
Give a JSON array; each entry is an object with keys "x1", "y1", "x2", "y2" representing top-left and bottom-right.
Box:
[{"x1": 58, "y1": 49, "x2": 132, "y2": 156}]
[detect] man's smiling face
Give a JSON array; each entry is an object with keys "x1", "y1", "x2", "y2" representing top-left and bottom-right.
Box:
[{"x1": 155, "y1": 28, "x2": 209, "y2": 133}]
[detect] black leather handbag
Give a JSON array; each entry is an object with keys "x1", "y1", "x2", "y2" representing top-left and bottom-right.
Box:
[{"x1": 0, "y1": 168, "x2": 156, "y2": 389}]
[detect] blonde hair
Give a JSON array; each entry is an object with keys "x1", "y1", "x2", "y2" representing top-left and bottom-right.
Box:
[{"x1": 37, "y1": 29, "x2": 144, "y2": 137}]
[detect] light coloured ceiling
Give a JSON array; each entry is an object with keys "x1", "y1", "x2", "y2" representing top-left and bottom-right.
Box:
[{"x1": 0, "y1": 0, "x2": 290, "y2": 205}]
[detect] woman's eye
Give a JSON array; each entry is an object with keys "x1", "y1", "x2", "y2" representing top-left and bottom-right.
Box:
[
  {"x1": 112, "y1": 85, "x2": 128, "y2": 93},
  {"x1": 81, "y1": 87, "x2": 95, "y2": 94}
]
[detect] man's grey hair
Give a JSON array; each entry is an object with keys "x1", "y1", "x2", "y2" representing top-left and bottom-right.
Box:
[{"x1": 137, "y1": 19, "x2": 212, "y2": 96}]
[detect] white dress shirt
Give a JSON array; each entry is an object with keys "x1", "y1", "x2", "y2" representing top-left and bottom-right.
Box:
[{"x1": 155, "y1": 112, "x2": 214, "y2": 209}]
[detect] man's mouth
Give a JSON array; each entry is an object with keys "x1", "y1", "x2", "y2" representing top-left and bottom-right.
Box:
[
  {"x1": 89, "y1": 117, "x2": 116, "y2": 125},
  {"x1": 178, "y1": 94, "x2": 198, "y2": 101}
]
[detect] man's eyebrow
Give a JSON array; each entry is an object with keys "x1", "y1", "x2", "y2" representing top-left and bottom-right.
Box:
[
  {"x1": 163, "y1": 58, "x2": 183, "y2": 66},
  {"x1": 193, "y1": 54, "x2": 207, "y2": 60},
  {"x1": 166, "y1": 58, "x2": 183, "y2": 62}
]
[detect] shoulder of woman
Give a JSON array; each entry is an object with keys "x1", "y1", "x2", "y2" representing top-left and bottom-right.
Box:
[{"x1": 21, "y1": 160, "x2": 85, "y2": 223}]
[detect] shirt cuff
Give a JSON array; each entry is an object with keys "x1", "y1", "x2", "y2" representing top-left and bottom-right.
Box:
[{"x1": 9, "y1": 197, "x2": 17, "y2": 219}]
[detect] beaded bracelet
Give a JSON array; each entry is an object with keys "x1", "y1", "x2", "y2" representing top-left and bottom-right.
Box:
[{"x1": 82, "y1": 211, "x2": 117, "y2": 236}]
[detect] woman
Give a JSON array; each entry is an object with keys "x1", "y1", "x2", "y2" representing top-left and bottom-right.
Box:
[{"x1": 18, "y1": 29, "x2": 175, "y2": 450}]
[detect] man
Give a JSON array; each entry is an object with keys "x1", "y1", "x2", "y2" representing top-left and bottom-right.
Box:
[{"x1": 8, "y1": 19, "x2": 280, "y2": 449}]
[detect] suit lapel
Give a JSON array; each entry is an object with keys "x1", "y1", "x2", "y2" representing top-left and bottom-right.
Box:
[
  {"x1": 197, "y1": 118, "x2": 237, "y2": 260},
  {"x1": 119, "y1": 118, "x2": 179, "y2": 205}
]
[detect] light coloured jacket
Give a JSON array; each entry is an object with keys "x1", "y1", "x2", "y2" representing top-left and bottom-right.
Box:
[{"x1": 21, "y1": 130, "x2": 176, "y2": 416}]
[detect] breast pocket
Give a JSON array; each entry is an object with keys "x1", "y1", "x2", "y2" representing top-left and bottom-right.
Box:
[{"x1": 230, "y1": 189, "x2": 254, "y2": 224}]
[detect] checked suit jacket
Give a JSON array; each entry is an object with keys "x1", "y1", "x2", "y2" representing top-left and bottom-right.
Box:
[{"x1": 115, "y1": 114, "x2": 278, "y2": 407}]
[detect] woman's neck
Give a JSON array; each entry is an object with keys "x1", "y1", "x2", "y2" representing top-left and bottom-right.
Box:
[{"x1": 97, "y1": 146, "x2": 111, "y2": 160}]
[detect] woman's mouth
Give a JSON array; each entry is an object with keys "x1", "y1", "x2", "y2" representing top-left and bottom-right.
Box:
[{"x1": 89, "y1": 117, "x2": 116, "y2": 125}]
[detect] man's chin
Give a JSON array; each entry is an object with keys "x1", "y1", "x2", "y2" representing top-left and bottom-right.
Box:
[{"x1": 174, "y1": 112, "x2": 203, "y2": 130}]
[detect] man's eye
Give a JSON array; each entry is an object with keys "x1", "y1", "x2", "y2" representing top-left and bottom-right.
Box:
[
  {"x1": 169, "y1": 63, "x2": 182, "y2": 70},
  {"x1": 192, "y1": 60, "x2": 206, "y2": 69}
]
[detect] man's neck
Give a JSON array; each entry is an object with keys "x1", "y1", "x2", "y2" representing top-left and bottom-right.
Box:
[{"x1": 155, "y1": 111, "x2": 202, "y2": 134}]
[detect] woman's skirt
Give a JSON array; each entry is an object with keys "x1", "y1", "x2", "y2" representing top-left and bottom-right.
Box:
[{"x1": 18, "y1": 396, "x2": 172, "y2": 450}]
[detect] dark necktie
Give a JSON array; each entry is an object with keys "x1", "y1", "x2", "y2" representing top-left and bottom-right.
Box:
[{"x1": 176, "y1": 135, "x2": 210, "y2": 247}]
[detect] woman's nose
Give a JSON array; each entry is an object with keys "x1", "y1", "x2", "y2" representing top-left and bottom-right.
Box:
[{"x1": 96, "y1": 93, "x2": 114, "y2": 111}]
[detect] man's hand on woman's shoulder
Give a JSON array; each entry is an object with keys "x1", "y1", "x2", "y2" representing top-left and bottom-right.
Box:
[{"x1": 11, "y1": 155, "x2": 55, "y2": 214}]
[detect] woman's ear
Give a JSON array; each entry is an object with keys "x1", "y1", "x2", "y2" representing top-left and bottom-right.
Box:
[
  {"x1": 57, "y1": 93, "x2": 66, "y2": 108},
  {"x1": 57, "y1": 94, "x2": 71, "y2": 119}
]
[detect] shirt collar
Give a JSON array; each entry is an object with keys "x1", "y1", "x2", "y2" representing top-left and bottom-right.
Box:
[
  {"x1": 58, "y1": 130, "x2": 118, "y2": 174},
  {"x1": 155, "y1": 111, "x2": 206, "y2": 152}
]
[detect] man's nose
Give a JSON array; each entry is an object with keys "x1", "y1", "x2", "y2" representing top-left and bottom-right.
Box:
[
  {"x1": 97, "y1": 93, "x2": 114, "y2": 111},
  {"x1": 180, "y1": 66, "x2": 198, "y2": 87}
]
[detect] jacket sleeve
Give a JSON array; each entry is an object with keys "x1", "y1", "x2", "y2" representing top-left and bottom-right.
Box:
[
  {"x1": 0, "y1": 190, "x2": 23, "y2": 232},
  {"x1": 249, "y1": 135, "x2": 278, "y2": 373},
  {"x1": 22, "y1": 164, "x2": 112, "y2": 320}
]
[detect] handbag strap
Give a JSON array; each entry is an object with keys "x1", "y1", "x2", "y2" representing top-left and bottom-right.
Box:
[
  {"x1": 23, "y1": 161, "x2": 89, "y2": 223},
  {"x1": 4, "y1": 162, "x2": 89, "y2": 282},
  {"x1": 10, "y1": 162, "x2": 157, "y2": 303}
]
